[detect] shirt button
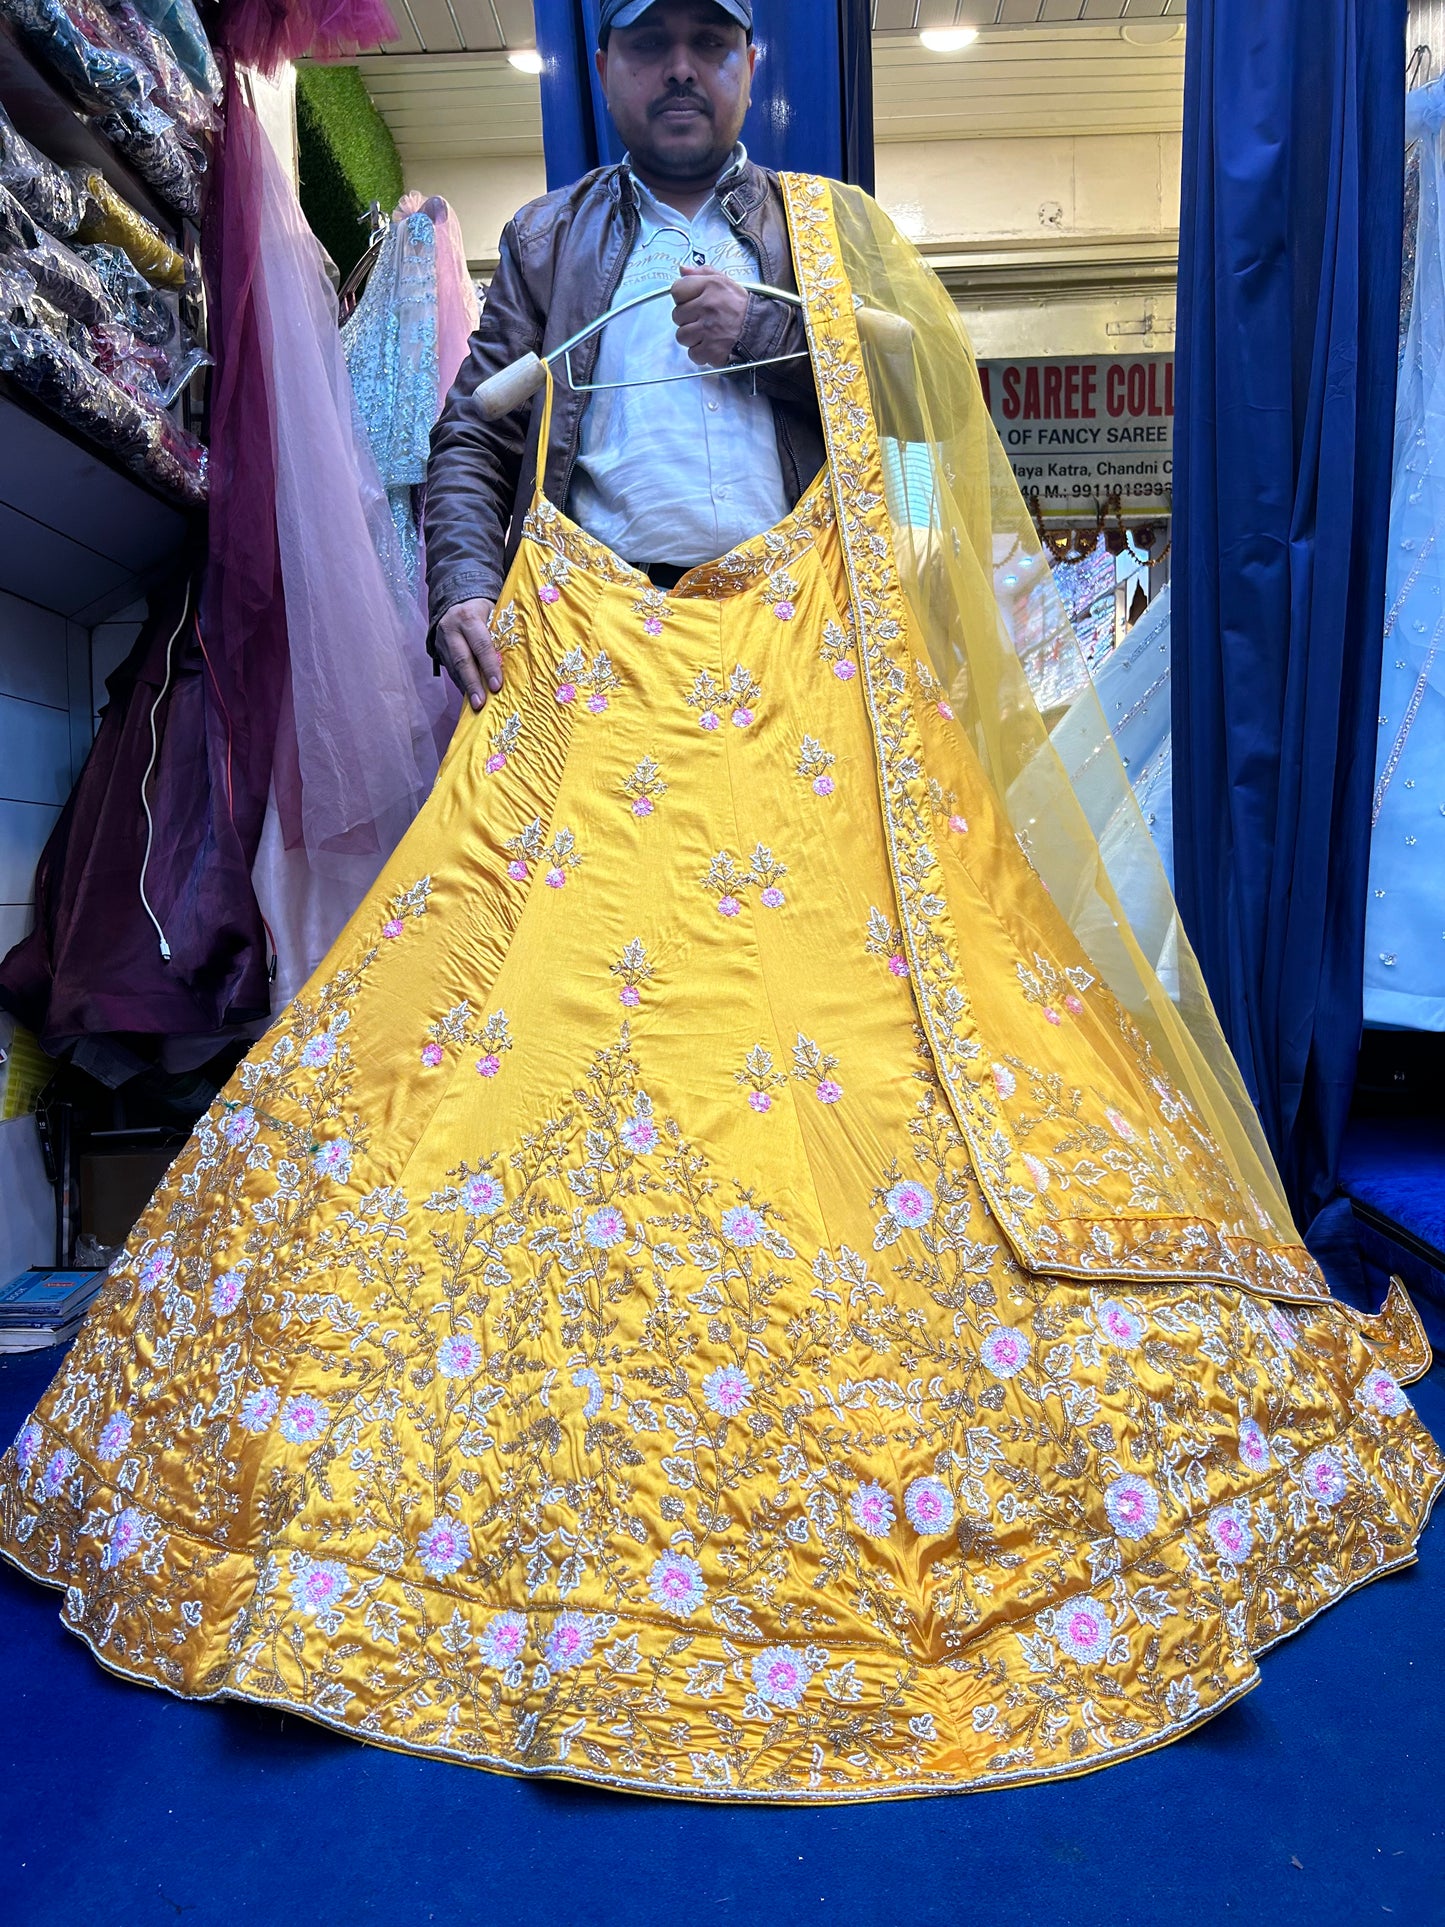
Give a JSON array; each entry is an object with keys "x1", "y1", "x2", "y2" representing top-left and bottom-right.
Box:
[{"x1": 707, "y1": 400, "x2": 720, "y2": 413}]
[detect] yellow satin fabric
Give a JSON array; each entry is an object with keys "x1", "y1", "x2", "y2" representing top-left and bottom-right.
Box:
[{"x1": 1, "y1": 188, "x2": 1440, "y2": 1805}]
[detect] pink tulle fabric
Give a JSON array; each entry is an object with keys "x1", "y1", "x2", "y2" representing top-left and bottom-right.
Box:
[
  {"x1": 235, "y1": 79, "x2": 450, "y2": 1004},
  {"x1": 217, "y1": 0, "x2": 399, "y2": 72},
  {"x1": 429, "y1": 198, "x2": 479, "y2": 397}
]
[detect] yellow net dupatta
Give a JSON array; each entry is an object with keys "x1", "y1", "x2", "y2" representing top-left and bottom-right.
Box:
[{"x1": 781, "y1": 173, "x2": 1326, "y2": 1304}]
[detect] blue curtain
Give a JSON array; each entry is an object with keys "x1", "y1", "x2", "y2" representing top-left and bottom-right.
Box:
[
  {"x1": 535, "y1": 0, "x2": 873, "y2": 190},
  {"x1": 1172, "y1": 0, "x2": 1405, "y2": 1235}
]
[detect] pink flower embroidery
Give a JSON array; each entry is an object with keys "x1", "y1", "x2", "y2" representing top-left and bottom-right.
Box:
[
  {"x1": 732, "y1": 707, "x2": 754, "y2": 728},
  {"x1": 948, "y1": 814, "x2": 968, "y2": 835},
  {"x1": 485, "y1": 753, "x2": 507, "y2": 774},
  {"x1": 1043, "y1": 1006, "x2": 1062, "y2": 1025},
  {"x1": 774, "y1": 600, "x2": 795, "y2": 621},
  {"x1": 539, "y1": 584, "x2": 561, "y2": 605},
  {"x1": 421, "y1": 1043, "x2": 445, "y2": 1069},
  {"x1": 887, "y1": 952, "x2": 908, "y2": 977},
  {"x1": 1105, "y1": 1107, "x2": 1134, "y2": 1140},
  {"x1": 476, "y1": 1053, "x2": 501, "y2": 1078},
  {"x1": 699, "y1": 711, "x2": 721, "y2": 731},
  {"x1": 834, "y1": 661, "x2": 857, "y2": 682},
  {"x1": 849, "y1": 1483, "x2": 895, "y2": 1536},
  {"x1": 545, "y1": 868, "x2": 567, "y2": 889},
  {"x1": 382, "y1": 917, "x2": 405, "y2": 940},
  {"x1": 760, "y1": 886, "x2": 785, "y2": 909},
  {"x1": 813, "y1": 774, "x2": 835, "y2": 796},
  {"x1": 815, "y1": 1078, "x2": 843, "y2": 1105},
  {"x1": 554, "y1": 682, "x2": 576, "y2": 705},
  {"x1": 619, "y1": 986, "x2": 641, "y2": 1008},
  {"x1": 644, "y1": 617, "x2": 663, "y2": 637},
  {"x1": 937, "y1": 699, "x2": 955, "y2": 720},
  {"x1": 507, "y1": 859, "x2": 529, "y2": 882},
  {"x1": 993, "y1": 1064, "x2": 1017, "y2": 1100},
  {"x1": 632, "y1": 797, "x2": 655, "y2": 817},
  {"x1": 718, "y1": 895, "x2": 742, "y2": 918},
  {"x1": 748, "y1": 1091, "x2": 772, "y2": 1114},
  {"x1": 586, "y1": 694, "x2": 609, "y2": 714},
  {"x1": 1064, "y1": 993, "x2": 1085, "y2": 1015}
]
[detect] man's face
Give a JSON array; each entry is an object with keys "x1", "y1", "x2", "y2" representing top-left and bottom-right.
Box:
[{"x1": 597, "y1": 3, "x2": 756, "y2": 182}]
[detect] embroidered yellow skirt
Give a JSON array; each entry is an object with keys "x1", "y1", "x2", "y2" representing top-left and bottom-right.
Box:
[{"x1": 1, "y1": 478, "x2": 1440, "y2": 1803}]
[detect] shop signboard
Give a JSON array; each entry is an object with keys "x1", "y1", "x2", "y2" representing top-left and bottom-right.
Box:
[{"x1": 976, "y1": 355, "x2": 1174, "y2": 519}]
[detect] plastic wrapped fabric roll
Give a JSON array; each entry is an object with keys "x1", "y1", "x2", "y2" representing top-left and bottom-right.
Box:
[
  {"x1": 0, "y1": 0, "x2": 151, "y2": 115},
  {"x1": 0, "y1": 255, "x2": 206, "y2": 501},
  {"x1": 77, "y1": 239, "x2": 176, "y2": 341},
  {"x1": 98, "y1": 101, "x2": 205, "y2": 217},
  {"x1": 111, "y1": 0, "x2": 219, "y2": 133},
  {"x1": 74, "y1": 171, "x2": 187, "y2": 287},
  {"x1": 129, "y1": 0, "x2": 219, "y2": 98},
  {"x1": 0, "y1": 182, "x2": 114, "y2": 327},
  {"x1": 0, "y1": 101, "x2": 89, "y2": 236}
]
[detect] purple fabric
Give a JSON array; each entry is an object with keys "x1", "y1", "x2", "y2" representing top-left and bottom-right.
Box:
[
  {"x1": 0, "y1": 579, "x2": 272, "y2": 1051},
  {"x1": 216, "y1": 0, "x2": 399, "y2": 72}
]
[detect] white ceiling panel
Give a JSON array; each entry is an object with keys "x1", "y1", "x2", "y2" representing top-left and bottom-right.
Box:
[{"x1": 349, "y1": 6, "x2": 1184, "y2": 160}]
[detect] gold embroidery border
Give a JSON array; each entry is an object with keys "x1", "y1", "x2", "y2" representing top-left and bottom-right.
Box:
[{"x1": 780, "y1": 173, "x2": 1324, "y2": 1303}]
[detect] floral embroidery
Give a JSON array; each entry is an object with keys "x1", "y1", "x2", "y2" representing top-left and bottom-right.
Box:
[
  {"x1": 1096, "y1": 1299, "x2": 1145, "y2": 1348},
  {"x1": 735, "y1": 1045, "x2": 788, "y2": 1113},
  {"x1": 791, "y1": 1033, "x2": 842, "y2": 1104},
  {"x1": 1362, "y1": 1369, "x2": 1410, "y2": 1416},
  {"x1": 1207, "y1": 1507, "x2": 1254, "y2": 1563},
  {"x1": 1104, "y1": 1474, "x2": 1160, "y2": 1539},
  {"x1": 621, "y1": 758, "x2": 668, "y2": 817},
  {"x1": 581, "y1": 651, "x2": 623, "y2": 715},
  {"x1": 648, "y1": 1552, "x2": 706, "y2": 1615},
  {"x1": 849, "y1": 1483, "x2": 895, "y2": 1535},
  {"x1": 438, "y1": 1333, "x2": 482, "y2": 1378},
  {"x1": 632, "y1": 585, "x2": 671, "y2": 636},
  {"x1": 701, "y1": 850, "x2": 754, "y2": 919},
  {"x1": 765, "y1": 566, "x2": 800, "y2": 622},
  {"x1": 96, "y1": 1413, "x2": 133, "y2": 1462},
  {"x1": 684, "y1": 670, "x2": 727, "y2": 732},
  {"x1": 725, "y1": 664, "x2": 763, "y2": 728},
  {"x1": 102, "y1": 1505, "x2": 152, "y2": 1569},
  {"x1": 545, "y1": 1613, "x2": 599, "y2": 1672},
  {"x1": 572, "y1": 1367, "x2": 603, "y2": 1418},
  {"x1": 474, "y1": 1011, "x2": 514, "y2": 1079},
  {"x1": 585, "y1": 1204, "x2": 628, "y2": 1249},
  {"x1": 620, "y1": 1097, "x2": 660, "y2": 1157},
  {"x1": 503, "y1": 816, "x2": 547, "y2": 881},
  {"x1": 417, "y1": 1515, "x2": 470, "y2": 1579},
  {"x1": 903, "y1": 1477, "x2": 954, "y2": 1536},
  {"x1": 290, "y1": 1554, "x2": 349, "y2": 1627},
  {"x1": 480, "y1": 1611, "x2": 528, "y2": 1670},
  {"x1": 749, "y1": 844, "x2": 788, "y2": 908},
  {"x1": 796, "y1": 735, "x2": 837, "y2": 795},
  {"x1": 537, "y1": 553, "x2": 572, "y2": 603},
  {"x1": 702, "y1": 1364, "x2": 752, "y2": 1418},
  {"x1": 979, "y1": 1326, "x2": 1030, "y2": 1378},
  {"x1": 238, "y1": 1387, "x2": 279, "y2": 1434},
  {"x1": 865, "y1": 907, "x2": 909, "y2": 978},
  {"x1": 751, "y1": 1646, "x2": 814, "y2": 1709},
  {"x1": 542, "y1": 826, "x2": 583, "y2": 890},
  {"x1": 1052, "y1": 1597, "x2": 1112, "y2": 1665},
  {"x1": 1238, "y1": 1418, "x2": 1272, "y2": 1473},
  {"x1": 381, "y1": 875, "x2": 433, "y2": 940},
  {"x1": 1299, "y1": 1448, "x2": 1348, "y2": 1506},
  {"x1": 485, "y1": 711, "x2": 521, "y2": 774},
  {"x1": 819, "y1": 616, "x2": 857, "y2": 682},
  {"x1": 611, "y1": 939, "x2": 654, "y2": 1009},
  {"x1": 279, "y1": 1394, "x2": 328, "y2": 1447}
]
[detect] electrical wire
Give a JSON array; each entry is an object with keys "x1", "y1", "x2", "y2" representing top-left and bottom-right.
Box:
[{"x1": 137, "y1": 581, "x2": 192, "y2": 964}]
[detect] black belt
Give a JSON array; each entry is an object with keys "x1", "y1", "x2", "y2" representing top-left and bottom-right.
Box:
[{"x1": 646, "y1": 562, "x2": 690, "y2": 589}]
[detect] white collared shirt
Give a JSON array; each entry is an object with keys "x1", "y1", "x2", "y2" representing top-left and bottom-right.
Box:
[{"x1": 567, "y1": 148, "x2": 791, "y2": 568}]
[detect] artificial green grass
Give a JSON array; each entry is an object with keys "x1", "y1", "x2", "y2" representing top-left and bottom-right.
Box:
[{"x1": 294, "y1": 65, "x2": 404, "y2": 279}]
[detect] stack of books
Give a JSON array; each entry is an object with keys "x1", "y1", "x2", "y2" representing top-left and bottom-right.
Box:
[{"x1": 0, "y1": 1270, "x2": 107, "y2": 1353}]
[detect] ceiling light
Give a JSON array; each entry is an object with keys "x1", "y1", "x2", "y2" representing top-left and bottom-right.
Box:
[
  {"x1": 508, "y1": 48, "x2": 544, "y2": 74},
  {"x1": 919, "y1": 27, "x2": 978, "y2": 53}
]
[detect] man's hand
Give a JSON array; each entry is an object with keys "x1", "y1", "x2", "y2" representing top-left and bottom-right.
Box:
[
  {"x1": 671, "y1": 264, "x2": 749, "y2": 368},
  {"x1": 435, "y1": 597, "x2": 500, "y2": 712}
]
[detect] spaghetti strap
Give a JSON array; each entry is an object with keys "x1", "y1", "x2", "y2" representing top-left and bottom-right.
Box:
[{"x1": 531, "y1": 365, "x2": 556, "y2": 511}]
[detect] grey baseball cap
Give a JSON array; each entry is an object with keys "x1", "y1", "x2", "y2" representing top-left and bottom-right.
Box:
[{"x1": 599, "y1": 1, "x2": 753, "y2": 41}]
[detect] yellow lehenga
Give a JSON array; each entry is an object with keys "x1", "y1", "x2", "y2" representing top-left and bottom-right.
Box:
[{"x1": 1, "y1": 178, "x2": 1439, "y2": 1804}]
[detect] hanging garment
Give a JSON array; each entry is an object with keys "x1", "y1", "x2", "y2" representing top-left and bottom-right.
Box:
[
  {"x1": 240, "y1": 101, "x2": 454, "y2": 1011},
  {"x1": 1365, "y1": 78, "x2": 1445, "y2": 1032},
  {"x1": 1052, "y1": 583, "x2": 1175, "y2": 944},
  {"x1": 1, "y1": 178, "x2": 1437, "y2": 1804},
  {"x1": 341, "y1": 194, "x2": 479, "y2": 596}
]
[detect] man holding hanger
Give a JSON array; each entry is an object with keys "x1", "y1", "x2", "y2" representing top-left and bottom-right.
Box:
[{"x1": 424, "y1": 0, "x2": 823, "y2": 711}]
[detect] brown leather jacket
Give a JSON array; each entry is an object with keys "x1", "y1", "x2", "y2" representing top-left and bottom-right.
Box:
[{"x1": 423, "y1": 156, "x2": 824, "y2": 631}]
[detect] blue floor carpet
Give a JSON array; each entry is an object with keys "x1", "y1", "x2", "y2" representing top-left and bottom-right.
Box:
[{"x1": 1, "y1": 1346, "x2": 1441, "y2": 1927}]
